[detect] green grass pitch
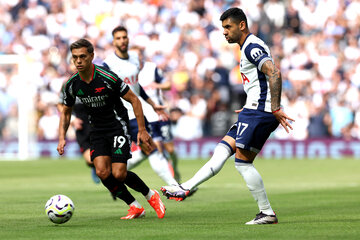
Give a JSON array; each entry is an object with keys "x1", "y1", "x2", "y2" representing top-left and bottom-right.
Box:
[{"x1": 0, "y1": 157, "x2": 359, "y2": 239}]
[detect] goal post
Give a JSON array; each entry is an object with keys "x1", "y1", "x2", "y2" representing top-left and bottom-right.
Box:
[{"x1": 0, "y1": 54, "x2": 31, "y2": 160}]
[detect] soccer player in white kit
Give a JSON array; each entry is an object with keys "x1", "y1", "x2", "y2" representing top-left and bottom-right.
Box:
[
  {"x1": 103, "y1": 26, "x2": 179, "y2": 187},
  {"x1": 161, "y1": 8, "x2": 294, "y2": 225},
  {"x1": 130, "y1": 46, "x2": 181, "y2": 182}
]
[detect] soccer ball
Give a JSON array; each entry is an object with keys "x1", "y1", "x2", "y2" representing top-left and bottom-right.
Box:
[{"x1": 45, "y1": 194, "x2": 75, "y2": 224}]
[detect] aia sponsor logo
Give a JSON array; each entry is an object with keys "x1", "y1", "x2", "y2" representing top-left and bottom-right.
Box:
[
  {"x1": 241, "y1": 73, "x2": 250, "y2": 84},
  {"x1": 123, "y1": 75, "x2": 138, "y2": 85}
]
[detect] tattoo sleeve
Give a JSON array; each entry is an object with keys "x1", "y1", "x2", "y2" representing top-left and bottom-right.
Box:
[{"x1": 262, "y1": 60, "x2": 282, "y2": 112}]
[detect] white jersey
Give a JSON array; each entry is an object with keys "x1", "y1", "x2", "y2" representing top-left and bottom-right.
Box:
[
  {"x1": 103, "y1": 51, "x2": 143, "y2": 120},
  {"x1": 240, "y1": 34, "x2": 274, "y2": 113},
  {"x1": 138, "y1": 61, "x2": 165, "y2": 122}
]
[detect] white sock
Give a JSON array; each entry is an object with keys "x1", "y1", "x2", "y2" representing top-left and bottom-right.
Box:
[
  {"x1": 145, "y1": 189, "x2": 155, "y2": 200},
  {"x1": 127, "y1": 150, "x2": 146, "y2": 170},
  {"x1": 235, "y1": 161, "x2": 274, "y2": 215},
  {"x1": 148, "y1": 150, "x2": 178, "y2": 186},
  {"x1": 181, "y1": 143, "x2": 233, "y2": 190},
  {"x1": 130, "y1": 200, "x2": 142, "y2": 208}
]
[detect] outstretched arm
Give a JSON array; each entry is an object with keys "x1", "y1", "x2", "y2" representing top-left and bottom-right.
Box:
[
  {"x1": 150, "y1": 79, "x2": 171, "y2": 91},
  {"x1": 139, "y1": 83, "x2": 168, "y2": 120},
  {"x1": 152, "y1": 67, "x2": 171, "y2": 90},
  {"x1": 261, "y1": 60, "x2": 294, "y2": 133},
  {"x1": 145, "y1": 97, "x2": 169, "y2": 121}
]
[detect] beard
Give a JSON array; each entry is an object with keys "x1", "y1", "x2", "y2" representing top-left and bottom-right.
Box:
[
  {"x1": 117, "y1": 45, "x2": 128, "y2": 53},
  {"x1": 225, "y1": 37, "x2": 237, "y2": 44}
]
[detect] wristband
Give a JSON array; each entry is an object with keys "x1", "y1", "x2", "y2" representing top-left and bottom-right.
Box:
[{"x1": 272, "y1": 108, "x2": 281, "y2": 113}]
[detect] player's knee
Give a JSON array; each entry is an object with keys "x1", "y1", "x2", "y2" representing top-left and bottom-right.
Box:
[
  {"x1": 165, "y1": 144, "x2": 174, "y2": 153},
  {"x1": 112, "y1": 170, "x2": 127, "y2": 182},
  {"x1": 95, "y1": 168, "x2": 111, "y2": 180}
]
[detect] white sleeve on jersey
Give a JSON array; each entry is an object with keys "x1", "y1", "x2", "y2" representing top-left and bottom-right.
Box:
[
  {"x1": 240, "y1": 34, "x2": 274, "y2": 113},
  {"x1": 103, "y1": 52, "x2": 141, "y2": 120},
  {"x1": 138, "y1": 61, "x2": 165, "y2": 122},
  {"x1": 103, "y1": 52, "x2": 164, "y2": 121}
]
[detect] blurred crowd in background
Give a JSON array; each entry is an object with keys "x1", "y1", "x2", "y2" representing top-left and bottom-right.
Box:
[{"x1": 0, "y1": 0, "x2": 359, "y2": 142}]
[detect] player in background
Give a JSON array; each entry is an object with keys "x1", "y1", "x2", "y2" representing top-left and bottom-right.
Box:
[
  {"x1": 102, "y1": 26, "x2": 179, "y2": 187},
  {"x1": 161, "y1": 7, "x2": 294, "y2": 225},
  {"x1": 128, "y1": 46, "x2": 181, "y2": 182},
  {"x1": 58, "y1": 38, "x2": 165, "y2": 219},
  {"x1": 57, "y1": 86, "x2": 100, "y2": 184}
]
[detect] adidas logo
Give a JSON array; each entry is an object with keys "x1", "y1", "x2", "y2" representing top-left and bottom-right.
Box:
[
  {"x1": 115, "y1": 191, "x2": 123, "y2": 197},
  {"x1": 77, "y1": 89, "x2": 84, "y2": 95},
  {"x1": 114, "y1": 149, "x2": 122, "y2": 154}
]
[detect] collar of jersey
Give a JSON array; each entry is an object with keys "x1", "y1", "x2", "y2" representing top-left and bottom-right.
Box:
[
  {"x1": 115, "y1": 51, "x2": 129, "y2": 60},
  {"x1": 79, "y1": 64, "x2": 95, "y2": 82},
  {"x1": 240, "y1": 33, "x2": 252, "y2": 50}
]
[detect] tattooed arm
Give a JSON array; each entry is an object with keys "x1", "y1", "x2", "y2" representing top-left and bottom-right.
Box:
[
  {"x1": 261, "y1": 60, "x2": 282, "y2": 112},
  {"x1": 261, "y1": 60, "x2": 294, "y2": 133}
]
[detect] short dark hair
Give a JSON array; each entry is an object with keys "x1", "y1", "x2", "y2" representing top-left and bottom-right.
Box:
[
  {"x1": 219, "y1": 7, "x2": 248, "y2": 27},
  {"x1": 70, "y1": 38, "x2": 94, "y2": 53},
  {"x1": 112, "y1": 26, "x2": 128, "y2": 36}
]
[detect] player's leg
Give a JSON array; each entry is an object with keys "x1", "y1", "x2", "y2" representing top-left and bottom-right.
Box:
[
  {"x1": 130, "y1": 118, "x2": 178, "y2": 186},
  {"x1": 154, "y1": 140, "x2": 176, "y2": 177},
  {"x1": 234, "y1": 149, "x2": 277, "y2": 224},
  {"x1": 157, "y1": 121, "x2": 181, "y2": 182},
  {"x1": 111, "y1": 162, "x2": 146, "y2": 219},
  {"x1": 83, "y1": 148, "x2": 92, "y2": 165},
  {"x1": 182, "y1": 136, "x2": 235, "y2": 190},
  {"x1": 233, "y1": 109, "x2": 279, "y2": 224},
  {"x1": 161, "y1": 135, "x2": 235, "y2": 201},
  {"x1": 126, "y1": 120, "x2": 148, "y2": 170},
  {"x1": 127, "y1": 145, "x2": 147, "y2": 170},
  {"x1": 147, "y1": 148, "x2": 179, "y2": 186},
  {"x1": 114, "y1": 126, "x2": 165, "y2": 219},
  {"x1": 82, "y1": 148, "x2": 100, "y2": 184},
  {"x1": 93, "y1": 156, "x2": 138, "y2": 209},
  {"x1": 122, "y1": 164, "x2": 154, "y2": 201},
  {"x1": 150, "y1": 121, "x2": 175, "y2": 182},
  {"x1": 163, "y1": 141, "x2": 181, "y2": 182},
  {"x1": 161, "y1": 123, "x2": 237, "y2": 201},
  {"x1": 132, "y1": 134, "x2": 178, "y2": 186},
  {"x1": 111, "y1": 130, "x2": 150, "y2": 219},
  {"x1": 124, "y1": 170, "x2": 165, "y2": 219},
  {"x1": 116, "y1": 149, "x2": 166, "y2": 219},
  {"x1": 76, "y1": 125, "x2": 100, "y2": 184},
  {"x1": 93, "y1": 130, "x2": 145, "y2": 219},
  {"x1": 150, "y1": 120, "x2": 179, "y2": 182}
]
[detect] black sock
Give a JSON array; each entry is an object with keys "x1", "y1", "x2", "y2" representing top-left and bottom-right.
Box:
[
  {"x1": 86, "y1": 162, "x2": 95, "y2": 168},
  {"x1": 170, "y1": 152, "x2": 181, "y2": 181},
  {"x1": 124, "y1": 171, "x2": 150, "y2": 196},
  {"x1": 170, "y1": 152, "x2": 178, "y2": 166},
  {"x1": 101, "y1": 174, "x2": 135, "y2": 205}
]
